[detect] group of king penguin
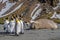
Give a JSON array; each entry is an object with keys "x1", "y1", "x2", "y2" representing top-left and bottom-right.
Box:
[{"x1": 4, "y1": 16, "x2": 24, "y2": 36}]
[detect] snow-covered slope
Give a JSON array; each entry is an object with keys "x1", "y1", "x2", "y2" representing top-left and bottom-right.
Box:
[
  {"x1": 0, "y1": 0, "x2": 16, "y2": 16},
  {"x1": 0, "y1": 0, "x2": 8, "y2": 3},
  {"x1": 0, "y1": 2, "x2": 24, "y2": 18}
]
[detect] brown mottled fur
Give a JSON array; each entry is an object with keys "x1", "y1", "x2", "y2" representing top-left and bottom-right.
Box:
[{"x1": 32, "y1": 19, "x2": 58, "y2": 29}]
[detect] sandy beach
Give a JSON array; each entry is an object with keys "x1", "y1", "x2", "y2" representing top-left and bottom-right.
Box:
[{"x1": 0, "y1": 24, "x2": 60, "y2": 40}]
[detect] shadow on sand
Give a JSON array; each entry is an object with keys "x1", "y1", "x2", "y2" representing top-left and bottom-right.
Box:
[{"x1": 0, "y1": 32, "x2": 16, "y2": 37}]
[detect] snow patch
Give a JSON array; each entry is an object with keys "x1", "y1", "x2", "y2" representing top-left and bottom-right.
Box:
[
  {"x1": 53, "y1": 3, "x2": 60, "y2": 10},
  {"x1": 31, "y1": 8, "x2": 42, "y2": 20},
  {"x1": 0, "y1": 2, "x2": 24, "y2": 18},
  {"x1": 31, "y1": 3, "x2": 40, "y2": 17},
  {"x1": 0, "y1": 0, "x2": 16, "y2": 16},
  {"x1": 51, "y1": 12, "x2": 60, "y2": 19},
  {"x1": 0, "y1": 0, "x2": 2, "y2": 2}
]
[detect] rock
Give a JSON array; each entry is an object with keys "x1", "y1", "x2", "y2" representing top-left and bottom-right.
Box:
[{"x1": 32, "y1": 19, "x2": 58, "y2": 29}]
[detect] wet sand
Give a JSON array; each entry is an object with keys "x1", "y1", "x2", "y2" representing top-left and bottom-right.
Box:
[{"x1": 0, "y1": 24, "x2": 60, "y2": 40}]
